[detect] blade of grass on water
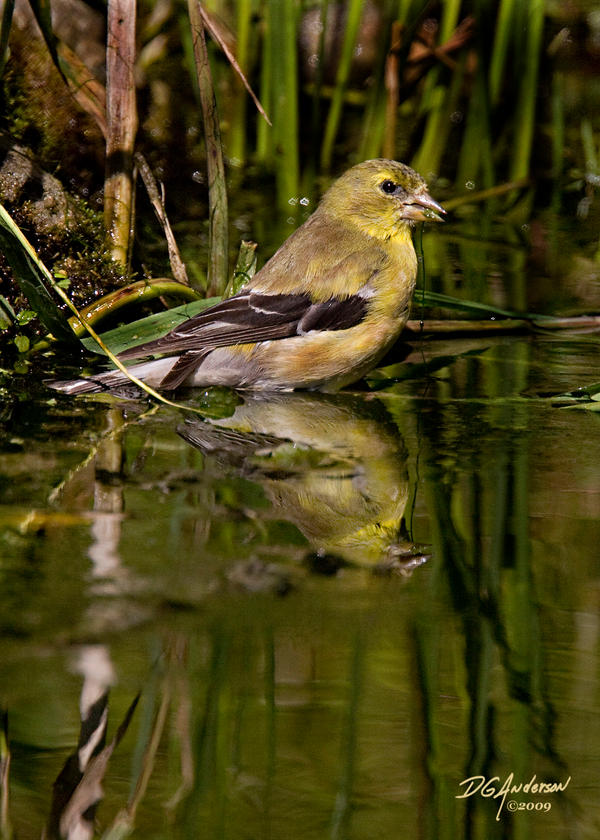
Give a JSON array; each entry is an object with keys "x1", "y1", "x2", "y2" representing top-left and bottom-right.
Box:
[{"x1": 415, "y1": 289, "x2": 556, "y2": 321}]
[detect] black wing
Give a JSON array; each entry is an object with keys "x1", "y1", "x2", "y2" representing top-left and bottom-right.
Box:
[{"x1": 118, "y1": 291, "x2": 368, "y2": 361}]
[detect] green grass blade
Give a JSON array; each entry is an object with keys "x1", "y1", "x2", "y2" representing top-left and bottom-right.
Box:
[
  {"x1": 256, "y1": 0, "x2": 273, "y2": 163},
  {"x1": 320, "y1": 0, "x2": 364, "y2": 171},
  {"x1": 488, "y1": 0, "x2": 516, "y2": 106},
  {"x1": 69, "y1": 279, "x2": 200, "y2": 338},
  {"x1": 271, "y1": 0, "x2": 300, "y2": 206},
  {"x1": 552, "y1": 381, "x2": 600, "y2": 410},
  {"x1": 415, "y1": 289, "x2": 554, "y2": 321},
  {"x1": 0, "y1": 295, "x2": 16, "y2": 329},
  {"x1": 187, "y1": 0, "x2": 229, "y2": 295},
  {"x1": 509, "y1": 0, "x2": 544, "y2": 183},
  {"x1": 27, "y1": 0, "x2": 67, "y2": 85},
  {"x1": 0, "y1": 203, "x2": 77, "y2": 344},
  {"x1": 0, "y1": 206, "x2": 215, "y2": 415},
  {"x1": 227, "y1": 0, "x2": 253, "y2": 165},
  {"x1": 80, "y1": 296, "x2": 219, "y2": 356},
  {"x1": 224, "y1": 239, "x2": 257, "y2": 298}
]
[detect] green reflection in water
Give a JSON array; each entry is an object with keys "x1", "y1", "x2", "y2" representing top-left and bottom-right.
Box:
[
  {"x1": 1, "y1": 214, "x2": 600, "y2": 840},
  {"x1": 0, "y1": 361, "x2": 598, "y2": 838}
]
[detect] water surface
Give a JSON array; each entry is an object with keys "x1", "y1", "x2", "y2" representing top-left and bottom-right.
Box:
[{"x1": 1, "y1": 215, "x2": 600, "y2": 839}]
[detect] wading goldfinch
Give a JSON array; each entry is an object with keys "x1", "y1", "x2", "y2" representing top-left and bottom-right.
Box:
[{"x1": 49, "y1": 159, "x2": 444, "y2": 395}]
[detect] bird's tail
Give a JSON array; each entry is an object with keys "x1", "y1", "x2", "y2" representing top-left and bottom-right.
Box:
[{"x1": 46, "y1": 357, "x2": 178, "y2": 395}]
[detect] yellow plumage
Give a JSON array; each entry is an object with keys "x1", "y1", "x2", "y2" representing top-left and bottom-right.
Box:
[{"x1": 48, "y1": 159, "x2": 444, "y2": 396}]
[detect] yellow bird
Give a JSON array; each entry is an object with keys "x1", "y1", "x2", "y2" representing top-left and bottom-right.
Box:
[{"x1": 50, "y1": 159, "x2": 444, "y2": 395}]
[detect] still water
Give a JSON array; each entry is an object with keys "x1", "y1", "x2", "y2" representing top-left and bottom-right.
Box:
[{"x1": 1, "y1": 216, "x2": 600, "y2": 838}]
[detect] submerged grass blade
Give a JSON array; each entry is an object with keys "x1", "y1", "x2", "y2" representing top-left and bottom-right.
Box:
[
  {"x1": 367, "y1": 347, "x2": 486, "y2": 388},
  {"x1": 552, "y1": 380, "x2": 600, "y2": 410}
]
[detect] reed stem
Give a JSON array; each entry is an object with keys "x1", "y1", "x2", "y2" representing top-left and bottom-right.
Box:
[
  {"x1": 320, "y1": 0, "x2": 364, "y2": 171},
  {"x1": 509, "y1": 0, "x2": 544, "y2": 183},
  {"x1": 187, "y1": 0, "x2": 229, "y2": 296},
  {"x1": 104, "y1": 0, "x2": 137, "y2": 270},
  {"x1": 271, "y1": 0, "x2": 300, "y2": 206}
]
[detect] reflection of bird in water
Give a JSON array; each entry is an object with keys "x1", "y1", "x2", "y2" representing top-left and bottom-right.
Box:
[{"x1": 178, "y1": 391, "x2": 429, "y2": 577}]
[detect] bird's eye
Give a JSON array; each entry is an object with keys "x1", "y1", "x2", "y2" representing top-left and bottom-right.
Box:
[{"x1": 380, "y1": 179, "x2": 397, "y2": 194}]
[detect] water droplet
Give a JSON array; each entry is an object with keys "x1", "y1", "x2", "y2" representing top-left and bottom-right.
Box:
[
  {"x1": 465, "y1": 180, "x2": 475, "y2": 191},
  {"x1": 300, "y1": 197, "x2": 310, "y2": 206}
]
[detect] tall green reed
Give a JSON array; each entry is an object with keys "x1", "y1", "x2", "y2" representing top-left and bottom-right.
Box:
[
  {"x1": 257, "y1": 0, "x2": 300, "y2": 209},
  {"x1": 187, "y1": 0, "x2": 229, "y2": 295}
]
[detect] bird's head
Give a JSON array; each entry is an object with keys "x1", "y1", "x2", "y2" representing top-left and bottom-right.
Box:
[{"x1": 320, "y1": 159, "x2": 445, "y2": 240}]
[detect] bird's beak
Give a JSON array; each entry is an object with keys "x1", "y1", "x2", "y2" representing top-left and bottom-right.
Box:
[{"x1": 401, "y1": 192, "x2": 446, "y2": 223}]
